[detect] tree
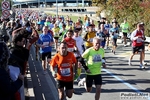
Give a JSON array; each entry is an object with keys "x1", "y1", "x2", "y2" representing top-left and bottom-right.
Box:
[{"x1": 95, "y1": 0, "x2": 150, "y2": 36}]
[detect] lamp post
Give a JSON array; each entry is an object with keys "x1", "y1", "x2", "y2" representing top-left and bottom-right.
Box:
[
  {"x1": 56, "y1": 0, "x2": 58, "y2": 19},
  {"x1": 38, "y1": 0, "x2": 40, "y2": 17},
  {"x1": 45, "y1": 0, "x2": 46, "y2": 8},
  {"x1": 20, "y1": 3, "x2": 21, "y2": 14}
]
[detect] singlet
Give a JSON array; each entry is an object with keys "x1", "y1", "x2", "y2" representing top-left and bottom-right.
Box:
[
  {"x1": 52, "y1": 27, "x2": 60, "y2": 37},
  {"x1": 64, "y1": 37, "x2": 76, "y2": 52},
  {"x1": 50, "y1": 52, "x2": 77, "y2": 81},
  {"x1": 132, "y1": 30, "x2": 144, "y2": 47},
  {"x1": 82, "y1": 47, "x2": 105, "y2": 75}
]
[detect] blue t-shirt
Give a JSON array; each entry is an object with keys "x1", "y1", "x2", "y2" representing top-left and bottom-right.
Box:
[
  {"x1": 109, "y1": 27, "x2": 119, "y2": 39},
  {"x1": 38, "y1": 33, "x2": 53, "y2": 53}
]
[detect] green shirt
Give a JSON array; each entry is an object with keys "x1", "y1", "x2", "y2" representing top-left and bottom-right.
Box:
[
  {"x1": 82, "y1": 47, "x2": 105, "y2": 75},
  {"x1": 120, "y1": 23, "x2": 129, "y2": 33},
  {"x1": 59, "y1": 29, "x2": 67, "y2": 42}
]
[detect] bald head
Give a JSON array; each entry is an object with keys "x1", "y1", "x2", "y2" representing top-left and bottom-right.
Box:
[{"x1": 93, "y1": 37, "x2": 101, "y2": 50}]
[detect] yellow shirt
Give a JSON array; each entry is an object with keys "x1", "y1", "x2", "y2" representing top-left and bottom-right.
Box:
[
  {"x1": 52, "y1": 27, "x2": 60, "y2": 37},
  {"x1": 85, "y1": 32, "x2": 96, "y2": 47}
]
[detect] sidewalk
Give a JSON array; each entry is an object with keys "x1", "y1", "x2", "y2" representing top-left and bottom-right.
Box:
[{"x1": 24, "y1": 46, "x2": 59, "y2": 100}]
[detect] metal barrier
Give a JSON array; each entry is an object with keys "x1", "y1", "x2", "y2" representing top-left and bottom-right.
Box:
[{"x1": 61, "y1": 8, "x2": 87, "y2": 12}]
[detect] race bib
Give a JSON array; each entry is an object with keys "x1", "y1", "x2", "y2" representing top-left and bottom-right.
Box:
[
  {"x1": 93, "y1": 55, "x2": 102, "y2": 62},
  {"x1": 43, "y1": 42, "x2": 49, "y2": 47},
  {"x1": 54, "y1": 32, "x2": 59, "y2": 37},
  {"x1": 136, "y1": 38, "x2": 143, "y2": 43},
  {"x1": 123, "y1": 27, "x2": 128, "y2": 30},
  {"x1": 60, "y1": 68, "x2": 71, "y2": 76},
  {"x1": 90, "y1": 38, "x2": 93, "y2": 42},
  {"x1": 68, "y1": 48, "x2": 74, "y2": 52}
]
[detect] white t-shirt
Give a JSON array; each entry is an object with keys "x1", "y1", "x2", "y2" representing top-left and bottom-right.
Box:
[{"x1": 73, "y1": 36, "x2": 84, "y2": 55}]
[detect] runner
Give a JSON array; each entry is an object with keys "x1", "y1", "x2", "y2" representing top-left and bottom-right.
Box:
[
  {"x1": 35, "y1": 23, "x2": 42, "y2": 60},
  {"x1": 129, "y1": 23, "x2": 145, "y2": 69},
  {"x1": 84, "y1": 24, "x2": 96, "y2": 49},
  {"x1": 109, "y1": 22, "x2": 119, "y2": 54},
  {"x1": 78, "y1": 37, "x2": 106, "y2": 100},
  {"x1": 37, "y1": 26, "x2": 53, "y2": 74},
  {"x1": 104, "y1": 20, "x2": 111, "y2": 49},
  {"x1": 52, "y1": 23, "x2": 60, "y2": 50},
  {"x1": 140, "y1": 22, "x2": 147, "y2": 65},
  {"x1": 120, "y1": 18, "x2": 130, "y2": 47},
  {"x1": 50, "y1": 41, "x2": 77, "y2": 100},
  {"x1": 96, "y1": 24, "x2": 107, "y2": 48},
  {"x1": 73, "y1": 29, "x2": 85, "y2": 81},
  {"x1": 59, "y1": 24, "x2": 68, "y2": 42},
  {"x1": 63, "y1": 30, "x2": 79, "y2": 55}
]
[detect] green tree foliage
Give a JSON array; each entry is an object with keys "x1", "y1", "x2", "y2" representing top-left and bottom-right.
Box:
[{"x1": 96, "y1": 0, "x2": 150, "y2": 36}]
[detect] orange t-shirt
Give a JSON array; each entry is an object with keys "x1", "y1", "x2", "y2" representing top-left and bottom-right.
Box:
[{"x1": 50, "y1": 52, "x2": 77, "y2": 82}]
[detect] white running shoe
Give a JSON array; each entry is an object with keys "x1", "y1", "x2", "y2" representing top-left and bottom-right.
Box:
[
  {"x1": 124, "y1": 44, "x2": 127, "y2": 47},
  {"x1": 143, "y1": 62, "x2": 147, "y2": 66},
  {"x1": 140, "y1": 65, "x2": 145, "y2": 69},
  {"x1": 78, "y1": 78, "x2": 85, "y2": 87},
  {"x1": 128, "y1": 61, "x2": 132, "y2": 66}
]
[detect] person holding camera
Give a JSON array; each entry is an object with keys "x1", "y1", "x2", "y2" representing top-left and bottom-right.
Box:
[{"x1": 0, "y1": 41, "x2": 24, "y2": 100}]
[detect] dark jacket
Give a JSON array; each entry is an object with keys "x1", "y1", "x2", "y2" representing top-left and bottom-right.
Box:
[
  {"x1": 9, "y1": 45, "x2": 29, "y2": 74},
  {"x1": 0, "y1": 68, "x2": 22, "y2": 100}
]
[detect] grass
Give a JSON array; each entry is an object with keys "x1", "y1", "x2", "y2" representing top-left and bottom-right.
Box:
[{"x1": 47, "y1": 13, "x2": 98, "y2": 26}]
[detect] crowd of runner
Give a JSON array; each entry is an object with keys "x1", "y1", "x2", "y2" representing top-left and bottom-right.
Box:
[{"x1": 0, "y1": 9, "x2": 147, "y2": 100}]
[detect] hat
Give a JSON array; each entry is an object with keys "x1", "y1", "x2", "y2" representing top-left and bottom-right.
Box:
[
  {"x1": 0, "y1": 41, "x2": 10, "y2": 69},
  {"x1": 140, "y1": 22, "x2": 144, "y2": 25}
]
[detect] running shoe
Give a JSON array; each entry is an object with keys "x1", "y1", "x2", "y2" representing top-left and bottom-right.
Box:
[
  {"x1": 78, "y1": 78, "x2": 85, "y2": 87},
  {"x1": 143, "y1": 62, "x2": 147, "y2": 66},
  {"x1": 128, "y1": 59, "x2": 132, "y2": 66},
  {"x1": 124, "y1": 44, "x2": 127, "y2": 47},
  {"x1": 113, "y1": 51, "x2": 115, "y2": 55},
  {"x1": 111, "y1": 50, "x2": 113, "y2": 53},
  {"x1": 140, "y1": 65, "x2": 145, "y2": 69}
]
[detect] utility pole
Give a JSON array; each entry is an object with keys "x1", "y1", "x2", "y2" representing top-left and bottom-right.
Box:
[{"x1": 56, "y1": 0, "x2": 58, "y2": 19}]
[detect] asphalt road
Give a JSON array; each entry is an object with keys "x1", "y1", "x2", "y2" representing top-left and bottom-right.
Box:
[{"x1": 25, "y1": 39, "x2": 150, "y2": 100}]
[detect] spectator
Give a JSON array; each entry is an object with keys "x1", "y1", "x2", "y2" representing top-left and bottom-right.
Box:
[{"x1": 0, "y1": 41, "x2": 23, "y2": 100}]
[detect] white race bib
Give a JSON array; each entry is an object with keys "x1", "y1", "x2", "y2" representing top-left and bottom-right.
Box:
[
  {"x1": 93, "y1": 55, "x2": 102, "y2": 63},
  {"x1": 136, "y1": 38, "x2": 143, "y2": 43},
  {"x1": 90, "y1": 38, "x2": 93, "y2": 42},
  {"x1": 54, "y1": 32, "x2": 59, "y2": 37},
  {"x1": 68, "y1": 48, "x2": 74, "y2": 52},
  {"x1": 60, "y1": 68, "x2": 71, "y2": 76},
  {"x1": 43, "y1": 42, "x2": 49, "y2": 47}
]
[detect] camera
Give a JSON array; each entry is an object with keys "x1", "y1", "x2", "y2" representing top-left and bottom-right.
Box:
[{"x1": 0, "y1": 35, "x2": 9, "y2": 43}]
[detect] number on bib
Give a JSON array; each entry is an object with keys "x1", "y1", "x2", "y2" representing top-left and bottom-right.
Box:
[{"x1": 60, "y1": 68, "x2": 71, "y2": 76}]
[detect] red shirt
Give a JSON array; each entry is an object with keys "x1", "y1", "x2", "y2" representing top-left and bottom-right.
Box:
[
  {"x1": 132, "y1": 30, "x2": 144, "y2": 46},
  {"x1": 64, "y1": 37, "x2": 76, "y2": 48}
]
